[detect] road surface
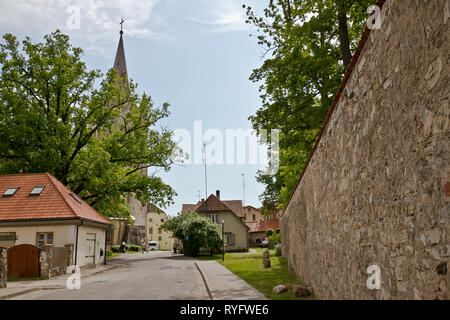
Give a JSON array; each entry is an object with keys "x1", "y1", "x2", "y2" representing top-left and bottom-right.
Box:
[{"x1": 12, "y1": 251, "x2": 209, "y2": 300}]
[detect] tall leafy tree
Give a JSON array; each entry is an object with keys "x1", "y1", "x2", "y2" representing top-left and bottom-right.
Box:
[
  {"x1": 244, "y1": 0, "x2": 373, "y2": 208},
  {"x1": 0, "y1": 31, "x2": 181, "y2": 219}
]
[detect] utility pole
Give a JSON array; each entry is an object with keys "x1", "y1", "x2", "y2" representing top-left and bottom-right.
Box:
[
  {"x1": 222, "y1": 217, "x2": 225, "y2": 262},
  {"x1": 241, "y1": 173, "x2": 245, "y2": 206},
  {"x1": 203, "y1": 143, "x2": 208, "y2": 199}
]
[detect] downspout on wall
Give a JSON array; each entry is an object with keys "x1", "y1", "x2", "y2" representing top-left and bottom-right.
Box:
[{"x1": 74, "y1": 220, "x2": 83, "y2": 267}]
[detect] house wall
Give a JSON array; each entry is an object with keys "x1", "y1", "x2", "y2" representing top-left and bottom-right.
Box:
[
  {"x1": 199, "y1": 211, "x2": 248, "y2": 251},
  {"x1": 280, "y1": 0, "x2": 449, "y2": 300},
  {"x1": 75, "y1": 224, "x2": 106, "y2": 267},
  {"x1": 244, "y1": 206, "x2": 265, "y2": 223},
  {"x1": 0, "y1": 225, "x2": 75, "y2": 248},
  {"x1": 249, "y1": 232, "x2": 265, "y2": 241},
  {"x1": 110, "y1": 219, "x2": 126, "y2": 245},
  {"x1": 146, "y1": 211, "x2": 172, "y2": 250}
]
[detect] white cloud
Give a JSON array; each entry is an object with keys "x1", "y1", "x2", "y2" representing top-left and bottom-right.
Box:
[
  {"x1": 0, "y1": 0, "x2": 171, "y2": 56},
  {"x1": 186, "y1": 0, "x2": 249, "y2": 33}
]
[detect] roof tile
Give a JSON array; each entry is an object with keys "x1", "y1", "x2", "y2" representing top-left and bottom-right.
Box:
[{"x1": 0, "y1": 173, "x2": 111, "y2": 225}]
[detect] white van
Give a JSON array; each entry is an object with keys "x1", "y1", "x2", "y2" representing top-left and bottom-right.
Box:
[{"x1": 148, "y1": 241, "x2": 159, "y2": 251}]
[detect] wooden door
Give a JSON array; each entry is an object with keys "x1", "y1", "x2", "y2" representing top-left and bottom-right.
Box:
[
  {"x1": 85, "y1": 233, "x2": 96, "y2": 264},
  {"x1": 7, "y1": 244, "x2": 40, "y2": 279}
]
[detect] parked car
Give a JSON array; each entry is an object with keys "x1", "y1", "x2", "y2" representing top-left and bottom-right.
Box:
[
  {"x1": 148, "y1": 241, "x2": 159, "y2": 251},
  {"x1": 260, "y1": 238, "x2": 269, "y2": 248}
]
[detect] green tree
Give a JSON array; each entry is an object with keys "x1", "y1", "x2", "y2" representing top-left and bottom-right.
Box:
[
  {"x1": 265, "y1": 228, "x2": 274, "y2": 237},
  {"x1": 0, "y1": 31, "x2": 181, "y2": 219},
  {"x1": 244, "y1": 0, "x2": 374, "y2": 209},
  {"x1": 161, "y1": 213, "x2": 222, "y2": 257}
]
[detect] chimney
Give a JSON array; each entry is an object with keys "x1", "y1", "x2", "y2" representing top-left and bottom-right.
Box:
[
  {"x1": 216, "y1": 190, "x2": 220, "y2": 200},
  {"x1": 201, "y1": 198, "x2": 205, "y2": 203}
]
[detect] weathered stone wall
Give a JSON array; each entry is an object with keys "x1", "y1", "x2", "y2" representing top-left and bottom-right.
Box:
[
  {"x1": 126, "y1": 226, "x2": 146, "y2": 245},
  {"x1": 40, "y1": 245, "x2": 70, "y2": 280},
  {"x1": 281, "y1": 0, "x2": 449, "y2": 300},
  {"x1": 0, "y1": 247, "x2": 7, "y2": 288}
]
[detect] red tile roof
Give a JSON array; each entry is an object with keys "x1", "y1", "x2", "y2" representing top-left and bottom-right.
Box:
[
  {"x1": 0, "y1": 173, "x2": 111, "y2": 226},
  {"x1": 182, "y1": 194, "x2": 248, "y2": 229},
  {"x1": 182, "y1": 195, "x2": 245, "y2": 218},
  {"x1": 222, "y1": 200, "x2": 244, "y2": 218},
  {"x1": 182, "y1": 203, "x2": 201, "y2": 213},
  {"x1": 247, "y1": 219, "x2": 280, "y2": 233}
]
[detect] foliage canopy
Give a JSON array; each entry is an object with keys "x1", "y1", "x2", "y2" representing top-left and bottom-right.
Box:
[{"x1": 0, "y1": 30, "x2": 182, "y2": 219}]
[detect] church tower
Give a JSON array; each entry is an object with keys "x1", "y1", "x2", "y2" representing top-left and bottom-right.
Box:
[{"x1": 113, "y1": 24, "x2": 148, "y2": 244}]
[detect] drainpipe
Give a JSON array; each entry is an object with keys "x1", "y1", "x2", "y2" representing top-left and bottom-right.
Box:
[
  {"x1": 74, "y1": 220, "x2": 83, "y2": 267},
  {"x1": 104, "y1": 226, "x2": 108, "y2": 265}
]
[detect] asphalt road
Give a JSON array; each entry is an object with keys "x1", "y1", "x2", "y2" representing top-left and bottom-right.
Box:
[{"x1": 12, "y1": 251, "x2": 209, "y2": 300}]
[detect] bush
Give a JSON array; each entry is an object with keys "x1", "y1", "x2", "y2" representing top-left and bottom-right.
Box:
[
  {"x1": 268, "y1": 233, "x2": 280, "y2": 249},
  {"x1": 265, "y1": 228, "x2": 274, "y2": 237},
  {"x1": 128, "y1": 245, "x2": 141, "y2": 252},
  {"x1": 111, "y1": 245, "x2": 120, "y2": 253},
  {"x1": 161, "y1": 212, "x2": 222, "y2": 257},
  {"x1": 275, "y1": 228, "x2": 280, "y2": 234},
  {"x1": 106, "y1": 250, "x2": 113, "y2": 257}
]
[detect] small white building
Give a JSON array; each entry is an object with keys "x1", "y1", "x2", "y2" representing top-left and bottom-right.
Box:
[{"x1": 0, "y1": 173, "x2": 112, "y2": 267}]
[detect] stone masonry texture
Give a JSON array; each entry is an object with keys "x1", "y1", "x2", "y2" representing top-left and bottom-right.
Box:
[
  {"x1": 0, "y1": 247, "x2": 6, "y2": 288},
  {"x1": 281, "y1": 0, "x2": 449, "y2": 300}
]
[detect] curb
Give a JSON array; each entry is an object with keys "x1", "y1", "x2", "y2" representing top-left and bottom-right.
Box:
[
  {"x1": 0, "y1": 265, "x2": 117, "y2": 300},
  {"x1": 194, "y1": 262, "x2": 213, "y2": 300},
  {"x1": 0, "y1": 287, "x2": 41, "y2": 300}
]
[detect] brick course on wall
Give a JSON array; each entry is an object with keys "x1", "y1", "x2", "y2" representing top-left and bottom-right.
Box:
[{"x1": 281, "y1": 0, "x2": 449, "y2": 300}]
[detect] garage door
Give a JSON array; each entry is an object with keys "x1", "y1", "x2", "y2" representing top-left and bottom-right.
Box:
[{"x1": 85, "y1": 233, "x2": 96, "y2": 265}]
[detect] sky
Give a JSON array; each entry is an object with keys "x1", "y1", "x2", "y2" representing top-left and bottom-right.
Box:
[{"x1": 0, "y1": 0, "x2": 271, "y2": 216}]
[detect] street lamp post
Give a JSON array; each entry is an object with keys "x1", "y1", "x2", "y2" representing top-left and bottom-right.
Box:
[{"x1": 222, "y1": 217, "x2": 225, "y2": 262}]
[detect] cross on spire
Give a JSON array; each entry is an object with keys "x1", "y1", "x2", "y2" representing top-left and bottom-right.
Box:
[{"x1": 120, "y1": 18, "x2": 125, "y2": 34}]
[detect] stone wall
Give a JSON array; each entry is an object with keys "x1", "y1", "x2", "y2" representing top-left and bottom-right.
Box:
[
  {"x1": 40, "y1": 244, "x2": 70, "y2": 280},
  {"x1": 126, "y1": 226, "x2": 146, "y2": 245},
  {"x1": 281, "y1": 0, "x2": 449, "y2": 300},
  {"x1": 0, "y1": 247, "x2": 6, "y2": 288}
]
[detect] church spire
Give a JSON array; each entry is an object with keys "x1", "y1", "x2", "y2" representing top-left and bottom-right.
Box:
[{"x1": 113, "y1": 18, "x2": 128, "y2": 78}]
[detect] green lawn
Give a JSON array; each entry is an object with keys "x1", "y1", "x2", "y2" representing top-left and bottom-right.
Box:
[{"x1": 197, "y1": 249, "x2": 315, "y2": 300}]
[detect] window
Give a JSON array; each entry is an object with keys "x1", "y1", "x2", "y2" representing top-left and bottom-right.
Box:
[
  {"x1": 208, "y1": 214, "x2": 219, "y2": 224},
  {"x1": 30, "y1": 186, "x2": 45, "y2": 197},
  {"x1": 161, "y1": 219, "x2": 164, "y2": 222},
  {"x1": 36, "y1": 232, "x2": 53, "y2": 248},
  {"x1": 158, "y1": 228, "x2": 162, "y2": 234},
  {"x1": 149, "y1": 218, "x2": 153, "y2": 222},
  {"x1": 253, "y1": 214, "x2": 256, "y2": 221},
  {"x1": 158, "y1": 236, "x2": 162, "y2": 241},
  {"x1": 225, "y1": 233, "x2": 235, "y2": 246},
  {"x1": 149, "y1": 227, "x2": 153, "y2": 234},
  {"x1": 69, "y1": 193, "x2": 82, "y2": 204},
  {"x1": 0, "y1": 232, "x2": 16, "y2": 247},
  {"x1": 2, "y1": 187, "x2": 19, "y2": 197}
]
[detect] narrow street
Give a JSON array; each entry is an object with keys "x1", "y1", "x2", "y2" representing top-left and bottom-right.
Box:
[{"x1": 11, "y1": 252, "x2": 209, "y2": 300}]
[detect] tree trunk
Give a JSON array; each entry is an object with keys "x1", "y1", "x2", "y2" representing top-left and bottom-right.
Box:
[{"x1": 336, "y1": 0, "x2": 352, "y2": 68}]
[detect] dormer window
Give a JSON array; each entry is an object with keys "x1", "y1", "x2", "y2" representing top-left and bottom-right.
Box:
[
  {"x1": 29, "y1": 186, "x2": 45, "y2": 197},
  {"x1": 2, "y1": 187, "x2": 20, "y2": 198},
  {"x1": 69, "y1": 193, "x2": 82, "y2": 204}
]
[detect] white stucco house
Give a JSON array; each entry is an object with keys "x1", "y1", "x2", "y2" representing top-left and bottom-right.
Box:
[{"x1": 0, "y1": 173, "x2": 112, "y2": 267}]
